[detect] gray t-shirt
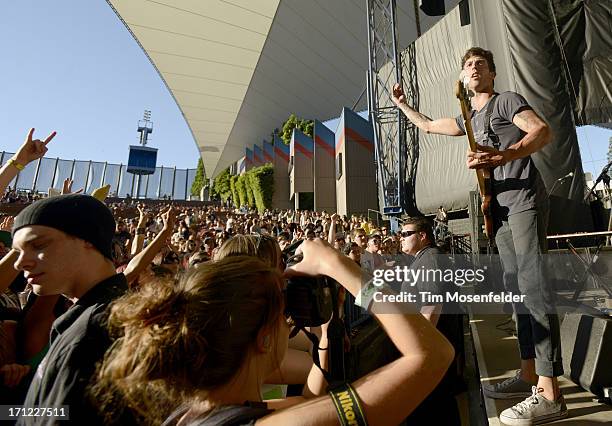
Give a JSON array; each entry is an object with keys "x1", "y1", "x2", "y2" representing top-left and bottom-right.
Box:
[{"x1": 455, "y1": 91, "x2": 547, "y2": 218}]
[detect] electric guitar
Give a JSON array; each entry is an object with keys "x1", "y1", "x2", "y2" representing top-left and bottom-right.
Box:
[{"x1": 455, "y1": 78, "x2": 494, "y2": 240}]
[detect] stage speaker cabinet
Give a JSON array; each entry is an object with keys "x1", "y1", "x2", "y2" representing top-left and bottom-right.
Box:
[{"x1": 561, "y1": 313, "x2": 612, "y2": 398}]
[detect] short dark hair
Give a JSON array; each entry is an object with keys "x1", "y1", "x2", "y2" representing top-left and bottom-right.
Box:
[
  {"x1": 403, "y1": 216, "x2": 435, "y2": 243},
  {"x1": 343, "y1": 242, "x2": 359, "y2": 256},
  {"x1": 461, "y1": 47, "x2": 496, "y2": 74}
]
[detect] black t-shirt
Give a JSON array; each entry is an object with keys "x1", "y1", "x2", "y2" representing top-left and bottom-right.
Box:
[
  {"x1": 455, "y1": 91, "x2": 547, "y2": 218},
  {"x1": 400, "y1": 246, "x2": 463, "y2": 394},
  {"x1": 18, "y1": 274, "x2": 128, "y2": 426}
]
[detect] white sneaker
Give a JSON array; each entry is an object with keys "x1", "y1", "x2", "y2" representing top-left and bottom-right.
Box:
[
  {"x1": 483, "y1": 370, "x2": 534, "y2": 399},
  {"x1": 500, "y1": 386, "x2": 568, "y2": 425}
]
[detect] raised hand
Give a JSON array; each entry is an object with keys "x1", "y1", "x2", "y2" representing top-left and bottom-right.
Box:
[
  {"x1": 14, "y1": 128, "x2": 56, "y2": 165},
  {"x1": 0, "y1": 215, "x2": 14, "y2": 231},
  {"x1": 61, "y1": 178, "x2": 84, "y2": 195},
  {"x1": 136, "y1": 204, "x2": 148, "y2": 227},
  {"x1": 285, "y1": 238, "x2": 338, "y2": 278},
  {"x1": 161, "y1": 207, "x2": 176, "y2": 232},
  {"x1": 391, "y1": 83, "x2": 407, "y2": 107}
]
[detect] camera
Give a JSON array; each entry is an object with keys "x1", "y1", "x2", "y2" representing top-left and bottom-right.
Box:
[{"x1": 283, "y1": 242, "x2": 334, "y2": 327}]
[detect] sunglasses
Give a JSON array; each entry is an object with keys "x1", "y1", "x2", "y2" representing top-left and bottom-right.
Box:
[{"x1": 400, "y1": 230, "x2": 419, "y2": 238}]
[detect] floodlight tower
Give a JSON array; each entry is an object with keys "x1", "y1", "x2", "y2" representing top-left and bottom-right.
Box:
[
  {"x1": 127, "y1": 109, "x2": 157, "y2": 198},
  {"x1": 138, "y1": 109, "x2": 153, "y2": 146}
]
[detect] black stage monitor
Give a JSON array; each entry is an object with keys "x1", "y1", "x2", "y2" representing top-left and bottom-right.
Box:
[{"x1": 127, "y1": 145, "x2": 158, "y2": 175}]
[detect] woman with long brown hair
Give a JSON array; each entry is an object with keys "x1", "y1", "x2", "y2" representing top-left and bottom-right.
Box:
[{"x1": 94, "y1": 239, "x2": 454, "y2": 425}]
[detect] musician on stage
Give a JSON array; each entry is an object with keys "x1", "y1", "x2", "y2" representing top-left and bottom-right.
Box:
[{"x1": 391, "y1": 47, "x2": 567, "y2": 425}]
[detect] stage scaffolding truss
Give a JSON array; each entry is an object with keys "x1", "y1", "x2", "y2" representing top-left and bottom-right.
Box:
[{"x1": 366, "y1": 0, "x2": 421, "y2": 217}]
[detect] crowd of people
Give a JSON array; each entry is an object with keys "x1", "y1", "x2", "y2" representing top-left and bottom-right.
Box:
[
  {"x1": 0, "y1": 45, "x2": 570, "y2": 425},
  {"x1": 0, "y1": 128, "x2": 461, "y2": 425},
  {"x1": 1, "y1": 188, "x2": 43, "y2": 204}
]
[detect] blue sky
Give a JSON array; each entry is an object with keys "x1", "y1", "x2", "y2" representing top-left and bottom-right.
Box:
[
  {"x1": 1, "y1": 1, "x2": 610, "y2": 175},
  {"x1": 0, "y1": 0, "x2": 196, "y2": 169},
  {"x1": 576, "y1": 125, "x2": 612, "y2": 179}
]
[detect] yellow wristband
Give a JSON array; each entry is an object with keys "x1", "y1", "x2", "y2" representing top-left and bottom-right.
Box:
[{"x1": 7, "y1": 158, "x2": 25, "y2": 171}]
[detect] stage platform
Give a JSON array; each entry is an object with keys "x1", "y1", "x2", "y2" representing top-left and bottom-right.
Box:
[{"x1": 469, "y1": 312, "x2": 612, "y2": 425}]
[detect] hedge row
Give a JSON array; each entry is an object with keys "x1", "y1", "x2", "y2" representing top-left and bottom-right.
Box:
[
  {"x1": 248, "y1": 164, "x2": 274, "y2": 212},
  {"x1": 235, "y1": 174, "x2": 247, "y2": 207},
  {"x1": 214, "y1": 164, "x2": 274, "y2": 212}
]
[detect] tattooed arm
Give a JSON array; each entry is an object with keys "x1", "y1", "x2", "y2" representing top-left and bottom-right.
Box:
[
  {"x1": 507, "y1": 108, "x2": 552, "y2": 158},
  {"x1": 392, "y1": 83, "x2": 463, "y2": 136}
]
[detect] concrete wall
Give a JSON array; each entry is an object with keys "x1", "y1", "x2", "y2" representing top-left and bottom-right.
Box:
[
  {"x1": 289, "y1": 128, "x2": 314, "y2": 208},
  {"x1": 313, "y1": 119, "x2": 336, "y2": 212},
  {"x1": 335, "y1": 108, "x2": 377, "y2": 216}
]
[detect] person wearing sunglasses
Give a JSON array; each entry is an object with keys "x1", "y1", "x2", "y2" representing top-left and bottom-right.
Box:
[{"x1": 399, "y1": 216, "x2": 462, "y2": 424}]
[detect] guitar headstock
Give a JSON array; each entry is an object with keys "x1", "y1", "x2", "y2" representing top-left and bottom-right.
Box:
[{"x1": 455, "y1": 74, "x2": 471, "y2": 103}]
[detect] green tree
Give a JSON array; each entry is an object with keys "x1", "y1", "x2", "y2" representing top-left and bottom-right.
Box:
[
  {"x1": 212, "y1": 168, "x2": 232, "y2": 202},
  {"x1": 190, "y1": 158, "x2": 207, "y2": 197},
  {"x1": 280, "y1": 114, "x2": 314, "y2": 145},
  {"x1": 300, "y1": 119, "x2": 314, "y2": 138}
]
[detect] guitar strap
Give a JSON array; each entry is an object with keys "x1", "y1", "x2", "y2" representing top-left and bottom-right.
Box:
[{"x1": 483, "y1": 93, "x2": 500, "y2": 149}]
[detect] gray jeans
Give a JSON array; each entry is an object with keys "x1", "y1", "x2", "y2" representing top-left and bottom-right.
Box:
[{"x1": 495, "y1": 208, "x2": 563, "y2": 377}]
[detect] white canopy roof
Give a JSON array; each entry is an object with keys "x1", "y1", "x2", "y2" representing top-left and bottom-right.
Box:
[{"x1": 108, "y1": 0, "x2": 458, "y2": 177}]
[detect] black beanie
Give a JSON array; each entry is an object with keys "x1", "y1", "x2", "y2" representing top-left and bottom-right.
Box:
[{"x1": 12, "y1": 194, "x2": 115, "y2": 260}]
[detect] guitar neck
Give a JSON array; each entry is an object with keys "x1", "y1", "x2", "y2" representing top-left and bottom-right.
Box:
[
  {"x1": 460, "y1": 101, "x2": 479, "y2": 152},
  {"x1": 459, "y1": 99, "x2": 487, "y2": 192}
]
